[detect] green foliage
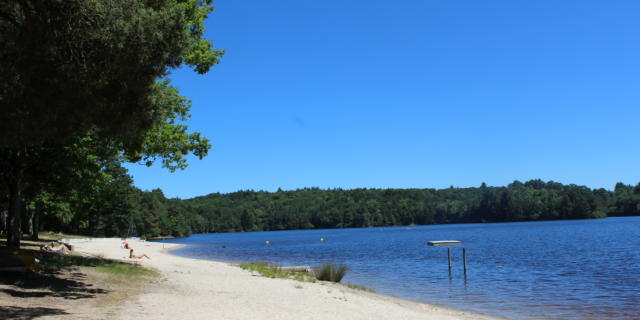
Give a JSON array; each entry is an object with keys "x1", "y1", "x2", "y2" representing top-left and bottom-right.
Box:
[
  {"x1": 93, "y1": 261, "x2": 158, "y2": 277},
  {"x1": 239, "y1": 262, "x2": 290, "y2": 279},
  {"x1": 177, "y1": 180, "x2": 640, "y2": 234},
  {"x1": 39, "y1": 172, "x2": 198, "y2": 239},
  {"x1": 0, "y1": 0, "x2": 221, "y2": 247},
  {"x1": 0, "y1": 0, "x2": 221, "y2": 149},
  {"x1": 239, "y1": 262, "x2": 315, "y2": 282},
  {"x1": 132, "y1": 79, "x2": 212, "y2": 172},
  {"x1": 11, "y1": 178, "x2": 640, "y2": 241},
  {"x1": 313, "y1": 262, "x2": 348, "y2": 283}
]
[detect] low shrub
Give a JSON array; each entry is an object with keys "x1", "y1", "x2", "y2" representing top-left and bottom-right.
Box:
[{"x1": 313, "y1": 262, "x2": 348, "y2": 283}]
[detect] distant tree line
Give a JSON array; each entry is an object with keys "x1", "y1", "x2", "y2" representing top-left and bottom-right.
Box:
[
  {"x1": 2, "y1": 177, "x2": 639, "y2": 239},
  {"x1": 181, "y1": 180, "x2": 640, "y2": 233}
]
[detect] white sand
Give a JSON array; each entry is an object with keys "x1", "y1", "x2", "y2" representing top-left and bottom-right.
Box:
[{"x1": 73, "y1": 240, "x2": 502, "y2": 320}]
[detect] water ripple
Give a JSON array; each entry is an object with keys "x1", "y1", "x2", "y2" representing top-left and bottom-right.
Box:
[{"x1": 165, "y1": 217, "x2": 640, "y2": 320}]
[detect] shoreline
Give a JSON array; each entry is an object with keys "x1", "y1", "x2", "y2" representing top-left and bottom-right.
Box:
[
  {"x1": 162, "y1": 243, "x2": 456, "y2": 311},
  {"x1": 74, "y1": 239, "x2": 503, "y2": 320},
  {"x1": 162, "y1": 242, "x2": 498, "y2": 317}
]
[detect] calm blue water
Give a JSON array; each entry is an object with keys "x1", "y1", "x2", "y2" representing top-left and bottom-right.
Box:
[{"x1": 163, "y1": 217, "x2": 640, "y2": 319}]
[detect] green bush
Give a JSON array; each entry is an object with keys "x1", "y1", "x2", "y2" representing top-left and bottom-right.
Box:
[{"x1": 313, "y1": 262, "x2": 348, "y2": 283}]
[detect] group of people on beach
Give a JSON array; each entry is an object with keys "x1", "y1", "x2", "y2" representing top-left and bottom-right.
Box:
[
  {"x1": 39, "y1": 239, "x2": 150, "y2": 260},
  {"x1": 122, "y1": 241, "x2": 150, "y2": 259}
]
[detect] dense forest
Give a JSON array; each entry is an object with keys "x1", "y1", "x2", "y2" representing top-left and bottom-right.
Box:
[
  {"x1": 3, "y1": 168, "x2": 639, "y2": 239},
  {"x1": 179, "y1": 179, "x2": 640, "y2": 233},
  {"x1": 0, "y1": 0, "x2": 222, "y2": 247}
]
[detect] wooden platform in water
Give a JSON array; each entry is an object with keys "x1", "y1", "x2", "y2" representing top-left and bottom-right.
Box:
[{"x1": 427, "y1": 240, "x2": 462, "y2": 247}]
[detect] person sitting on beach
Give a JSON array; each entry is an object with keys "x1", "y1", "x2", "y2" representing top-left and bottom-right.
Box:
[
  {"x1": 122, "y1": 241, "x2": 131, "y2": 249},
  {"x1": 41, "y1": 244, "x2": 70, "y2": 255},
  {"x1": 129, "y1": 249, "x2": 150, "y2": 259}
]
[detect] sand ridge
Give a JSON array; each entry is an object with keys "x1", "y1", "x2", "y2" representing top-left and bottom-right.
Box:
[{"x1": 73, "y1": 240, "x2": 502, "y2": 320}]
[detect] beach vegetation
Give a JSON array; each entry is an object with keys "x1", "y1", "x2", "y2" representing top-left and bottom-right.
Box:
[
  {"x1": 293, "y1": 271, "x2": 316, "y2": 283},
  {"x1": 239, "y1": 262, "x2": 315, "y2": 282},
  {"x1": 38, "y1": 232, "x2": 95, "y2": 241},
  {"x1": 313, "y1": 262, "x2": 348, "y2": 283},
  {"x1": 94, "y1": 262, "x2": 157, "y2": 278},
  {"x1": 239, "y1": 262, "x2": 289, "y2": 279},
  {"x1": 38, "y1": 253, "x2": 158, "y2": 278},
  {"x1": 345, "y1": 283, "x2": 375, "y2": 292}
]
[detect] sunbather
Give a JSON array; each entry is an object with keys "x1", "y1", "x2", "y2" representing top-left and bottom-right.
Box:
[
  {"x1": 41, "y1": 244, "x2": 70, "y2": 255},
  {"x1": 129, "y1": 249, "x2": 150, "y2": 259}
]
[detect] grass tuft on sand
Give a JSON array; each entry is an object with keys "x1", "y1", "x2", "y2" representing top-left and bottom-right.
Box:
[
  {"x1": 240, "y1": 261, "x2": 350, "y2": 283},
  {"x1": 345, "y1": 282, "x2": 375, "y2": 292},
  {"x1": 313, "y1": 262, "x2": 348, "y2": 283},
  {"x1": 239, "y1": 262, "x2": 316, "y2": 282}
]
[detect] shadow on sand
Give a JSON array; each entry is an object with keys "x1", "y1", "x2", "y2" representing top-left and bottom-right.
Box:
[
  {"x1": 0, "y1": 306, "x2": 69, "y2": 319},
  {"x1": 0, "y1": 269, "x2": 109, "y2": 300},
  {"x1": 0, "y1": 252, "x2": 111, "y2": 319}
]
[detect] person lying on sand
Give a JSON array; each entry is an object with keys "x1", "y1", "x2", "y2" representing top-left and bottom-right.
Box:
[
  {"x1": 129, "y1": 249, "x2": 150, "y2": 259},
  {"x1": 41, "y1": 244, "x2": 70, "y2": 255}
]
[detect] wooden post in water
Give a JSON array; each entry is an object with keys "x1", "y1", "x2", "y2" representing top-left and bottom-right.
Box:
[
  {"x1": 427, "y1": 241, "x2": 462, "y2": 275},
  {"x1": 463, "y1": 248, "x2": 467, "y2": 274}
]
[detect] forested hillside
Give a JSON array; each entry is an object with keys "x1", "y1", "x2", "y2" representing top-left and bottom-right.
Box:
[
  {"x1": 5, "y1": 174, "x2": 637, "y2": 239},
  {"x1": 181, "y1": 180, "x2": 640, "y2": 233}
]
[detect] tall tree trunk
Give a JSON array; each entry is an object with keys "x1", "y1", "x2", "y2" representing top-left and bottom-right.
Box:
[
  {"x1": 7, "y1": 171, "x2": 23, "y2": 247},
  {"x1": 31, "y1": 200, "x2": 41, "y2": 240},
  {"x1": 25, "y1": 202, "x2": 32, "y2": 238},
  {"x1": 0, "y1": 210, "x2": 6, "y2": 237}
]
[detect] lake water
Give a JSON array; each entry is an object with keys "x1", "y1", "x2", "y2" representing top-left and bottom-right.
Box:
[{"x1": 163, "y1": 217, "x2": 640, "y2": 319}]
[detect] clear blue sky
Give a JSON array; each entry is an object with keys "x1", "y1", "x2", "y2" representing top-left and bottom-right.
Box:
[{"x1": 126, "y1": 0, "x2": 640, "y2": 199}]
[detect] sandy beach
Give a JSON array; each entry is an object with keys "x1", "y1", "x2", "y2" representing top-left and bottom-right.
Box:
[{"x1": 71, "y1": 240, "x2": 501, "y2": 320}]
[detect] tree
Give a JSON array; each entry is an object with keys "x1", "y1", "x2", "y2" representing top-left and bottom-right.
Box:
[{"x1": 0, "y1": 0, "x2": 223, "y2": 247}]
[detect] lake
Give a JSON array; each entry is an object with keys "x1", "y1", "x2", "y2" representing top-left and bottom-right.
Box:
[{"x1": 163, "y1": 216, "x2": 640, "y2": 319}]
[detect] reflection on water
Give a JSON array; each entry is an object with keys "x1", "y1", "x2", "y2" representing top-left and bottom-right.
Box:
[{"x1": 165, "y1": 217, "x2": 640, "y2": 319}]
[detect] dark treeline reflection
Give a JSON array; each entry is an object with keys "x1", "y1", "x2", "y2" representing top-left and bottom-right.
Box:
[{"x1": 3, "y1": 172, "x2": 639, "y2": 238}]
